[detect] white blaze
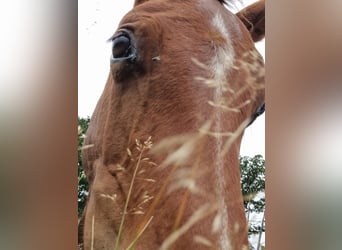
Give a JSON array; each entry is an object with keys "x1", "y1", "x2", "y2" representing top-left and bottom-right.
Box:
[{"x1": 210, "y1": 13, "x2": 235, "y2": 250}]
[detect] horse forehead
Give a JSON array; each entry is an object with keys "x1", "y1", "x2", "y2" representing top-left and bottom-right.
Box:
[
  {"x1": 120, "y1": 0, "x2": 245, "y2": 74},
  {"x1": 121, "y1": 0, "x2": 240, "y2": 37}
]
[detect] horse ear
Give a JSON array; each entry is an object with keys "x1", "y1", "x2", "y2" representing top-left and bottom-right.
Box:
[
  {"x1": 134, "y1": 0, "x2": 149, "y2": 7},
  {"x1": 236, "y1": 0, "x2": 265, "y2": 42}
]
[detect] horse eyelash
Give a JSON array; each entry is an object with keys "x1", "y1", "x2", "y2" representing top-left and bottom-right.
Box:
[{"x1": 106, "y1": 36, "x2": 115, "y2": 43}]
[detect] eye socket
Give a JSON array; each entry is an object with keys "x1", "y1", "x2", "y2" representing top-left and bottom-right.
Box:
[
  {"x1": 111, "y1": 30, "x2": 136, "y2": 63},
  {"x1": 113, "y1": 34, "x2": 130, "y2": 58}
]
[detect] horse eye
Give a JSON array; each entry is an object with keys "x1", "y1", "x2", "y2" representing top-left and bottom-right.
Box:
[
  {"x1": 112, "y1": 34, "x2": 131, "y2": 58},
  {"x1": 111, "y1": 31, "x2": 137, "y2": 64}
]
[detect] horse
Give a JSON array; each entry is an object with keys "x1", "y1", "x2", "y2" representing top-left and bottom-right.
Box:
[{"x1": 80, "y1": 0, "x2": 265, "y2": 249}]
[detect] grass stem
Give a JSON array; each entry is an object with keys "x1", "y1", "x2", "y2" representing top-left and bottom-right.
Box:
[{"x1": 114, "y1": 146, "x2": 146, "y2": 249}]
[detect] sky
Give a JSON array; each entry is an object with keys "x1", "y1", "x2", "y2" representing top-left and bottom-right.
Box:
[{"x1": 78, "y1": 0, "x2": 265, "y2": 157}]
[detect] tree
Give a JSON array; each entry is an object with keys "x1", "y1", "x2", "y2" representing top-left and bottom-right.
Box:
[
  {"x1": 240, "y1": 154, "x2": 265, "y2": 250},
  {"x1": 240, "y1": 154, "x2": 265, "y2": 213},
  {"x1": 78, "y1": 117, "x2": 90, "y2": 217}
]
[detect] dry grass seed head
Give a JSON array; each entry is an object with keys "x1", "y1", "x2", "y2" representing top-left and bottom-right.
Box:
[
  {"x1": 99, "y1": 193, "x2": 117, "y2": 202},
  {"x1": 167, "y1": 177, "x2": 202, "y2": 195},
  {"x1": 160, "y1": 202, "x2": 219, "y2": 250},
  {"x1": 193, "y1": 235, "x2": 213, "y2": 247},
  {"x1": 81, "y1": 144, "x2": 94, "y2": 150},
  {"x1": 212, "y1": 211, "x2": 223, "y2": 233}
]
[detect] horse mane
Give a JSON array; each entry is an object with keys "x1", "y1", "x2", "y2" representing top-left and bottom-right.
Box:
[
  {"x1": 218, "y1": 0, "x2": 241, "y2": 7},
  {"x1": 134, "y1": 0, "x2": 237, "y2": 7}
]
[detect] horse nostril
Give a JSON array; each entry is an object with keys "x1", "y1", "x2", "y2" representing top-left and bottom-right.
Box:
[{"x1": 112, "y1": 35, "x2": 131, "y2": 59}]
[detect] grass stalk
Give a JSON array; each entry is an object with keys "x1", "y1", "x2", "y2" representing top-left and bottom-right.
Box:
[
  {"x1": 114, "y1": 146, "x2": 146, "y2": 250},
  {"x1": 125, "y1": 216, "x2": 154, "y2": 250},
  {"x1": 160, "y1": 203, "x2": 219, "y2": 250},
  {"x1": 137, "y1": 163, "x2": 178, "y2": 232},
  {"x1": 172, "y1": 136, "x2": 206, "y2": 232},
  {"x1": 91, "y1": 215, "x2": 95, "y2": 250}
]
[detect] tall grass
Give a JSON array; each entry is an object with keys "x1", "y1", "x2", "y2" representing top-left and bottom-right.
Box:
[{"x1": 114, "y1": 137, "x2": 153, "y2": 250}]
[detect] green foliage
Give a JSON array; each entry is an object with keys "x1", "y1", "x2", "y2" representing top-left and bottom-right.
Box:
[
  {"x1": 240, "y1": 154, "x2": 265, "y2": 210},
  {"x1": 78, "y1": 116, "x2": 90, "y2": 217},
  {"x1": 240, "y1": 154, "x2": 265, "y2": 235}
]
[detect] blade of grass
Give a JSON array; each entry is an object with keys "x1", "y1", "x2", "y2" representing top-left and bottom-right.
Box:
[
  {"x1": 160, "y1": 202, "x2": 219, "y2": 250},
  {"x1": 91, "y1": 215, "x2": 95, "y2": 250},
  {"x1": 125, "y1": 216, "x2": 154, "y2": 250},
  {"x1": 114, "y1": 146, "x2": 146, "y2": 250}
]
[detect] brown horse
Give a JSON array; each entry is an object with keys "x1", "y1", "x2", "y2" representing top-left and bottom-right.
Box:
[{"x1": 80, "y1": 0, "x2": 265, "y2": 249}]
